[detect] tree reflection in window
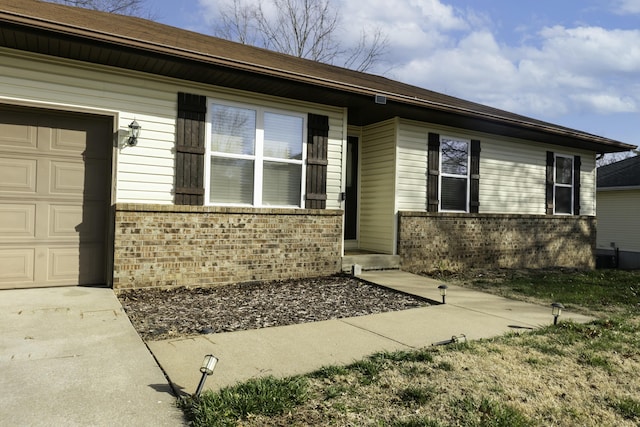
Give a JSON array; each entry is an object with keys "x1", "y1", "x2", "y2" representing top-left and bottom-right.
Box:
[
  {"x1": 441, "y1": 139, "x2": 468, "y2": 175},
  {"x1": 440, "y1": 138, "x2": 469, "y2": 212},
  {"x1": 211, "y1": 105, "x2": 256, "y2": 155}
]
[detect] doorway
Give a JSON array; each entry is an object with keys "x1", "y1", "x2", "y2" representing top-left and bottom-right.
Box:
[{"x1": 344, "y1": 136, "x2": 358, "y2": 242}]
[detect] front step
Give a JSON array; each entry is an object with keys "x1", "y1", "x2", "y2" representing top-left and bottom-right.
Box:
[{"x1": 342, "y1": 254, "x2": 401, "y2": 273}]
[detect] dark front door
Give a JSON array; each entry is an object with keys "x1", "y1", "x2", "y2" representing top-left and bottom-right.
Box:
[{"x1": 344, "y1": 136, "x2": 358, "y2": 240}]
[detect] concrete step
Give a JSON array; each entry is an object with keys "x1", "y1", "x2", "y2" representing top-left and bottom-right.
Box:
[{"x1": 342, "y1": 254, "x2": 401, "y2": 273}]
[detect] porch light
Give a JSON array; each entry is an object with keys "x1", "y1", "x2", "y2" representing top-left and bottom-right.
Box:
[
  {"x1": 194, "y1": 354, "x2": 218, "y2": 397},
  {"x1": 127, "y1": 120, "x2": 141, "y2": 146},
  {"x1": 551, "y1": 302, "x2": 564, "y2": 325},
  {"x1": 438, "y1": 284, "x2": 448, "y2": 304}
]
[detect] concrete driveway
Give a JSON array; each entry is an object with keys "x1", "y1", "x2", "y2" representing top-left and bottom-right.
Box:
[{"x1": 0, "y1": 286, "x2": 185, "y2": 426}]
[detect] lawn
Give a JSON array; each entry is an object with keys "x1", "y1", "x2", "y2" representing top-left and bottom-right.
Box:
[{"x1": 179, "y1": 269, "x2": 640, "y2": 426}]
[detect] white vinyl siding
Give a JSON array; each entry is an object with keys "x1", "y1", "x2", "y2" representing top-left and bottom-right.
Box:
[
  {"x1": 359, "y1": 120, "x2": 396, "y2": 254},
  {"x1": 0, "y1": 49, "x2": 345, "y2": 206},
  {"x1": 396, "y1": 119, "x2": 595, "y2": 216},
  {"x1": 596, "y1": 189, "x2": 640, "y2": 252},
  {"x1": 396, "y1": 122, "x2": 428, "y2": 211},
  {"x1": 326, "y1": 116, "x2": 345, "y2": 210},
  {"x1": 479, "y1": 137, "x2": 547, "y2": 214},
  {"x1": 579, "y1": 154, "x2": 596, "y2": 216}
]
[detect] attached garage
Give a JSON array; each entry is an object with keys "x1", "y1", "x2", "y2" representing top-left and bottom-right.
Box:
[{"x1": 0, "y1": 105, "x2": 112, "y2": 289}]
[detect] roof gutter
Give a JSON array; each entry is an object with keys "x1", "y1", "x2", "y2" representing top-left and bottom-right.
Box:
[{"x1": 0, "y1": 8, "x2": 635, "y2": 151}]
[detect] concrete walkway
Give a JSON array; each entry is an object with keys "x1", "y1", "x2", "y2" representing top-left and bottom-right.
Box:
[
  {"x1": 0, "y1": 286, "x2": 186, "y2": 427},
  {"x1": 0, "y1": 271, "x2": 594, "y2": 425},
  {"x1": 148, "y1": 271, "x2": 593, "y2": 395}
]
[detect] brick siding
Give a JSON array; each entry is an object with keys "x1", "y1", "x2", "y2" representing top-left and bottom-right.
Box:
[
  {"x1": 113, "y1": 204, "x2": 343, "y2": 289},
  {"x1": 398, "y1": 212, "x2": 596, "y2": 273}
]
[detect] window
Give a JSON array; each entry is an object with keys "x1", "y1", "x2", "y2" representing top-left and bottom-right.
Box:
[
  {"x1": 206, "y1": 102, "x2": 306, "y2": 207},
  {"x1": 546, "y1": 152, "x2": 581, "y2": 215},
  {"x1": 439, "y1": 137, "x2": 470, "y2": 212},
  {"x1": 427, "y1": 132, "x2": 480, "y2": 213},
  {"x1": 554, "y1": 154, "x2": 573, "y2": 214}
]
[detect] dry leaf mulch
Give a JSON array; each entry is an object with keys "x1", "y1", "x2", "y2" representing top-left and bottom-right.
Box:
[{"x1": 118, "y1": 274, "x2": 429, "y2": 341}]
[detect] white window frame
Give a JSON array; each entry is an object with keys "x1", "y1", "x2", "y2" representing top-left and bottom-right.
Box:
[
  {"x1": 204, "y1": 99, "x2": 307, "y2": 208},
  {"x1": 553, "y1": 153, "x2": 574, "y2": 215},
  {"x1": 439, "y1": 136, "x2": 470, "y2": 213}
]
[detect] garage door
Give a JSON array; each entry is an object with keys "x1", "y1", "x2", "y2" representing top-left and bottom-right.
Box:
[{"x1": 0, "y1": 106, "x2": 111, "y2": 289}]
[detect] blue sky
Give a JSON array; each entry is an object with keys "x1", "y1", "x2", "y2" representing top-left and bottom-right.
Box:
[{"x1": 151, "y1": 0, "x2": 640, "y2": 149}]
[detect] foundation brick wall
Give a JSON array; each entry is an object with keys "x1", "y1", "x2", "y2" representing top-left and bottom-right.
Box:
[
  {"x1": 113, "y1": 204, "x2": 343, "y2": 289},
  {"x1": 398, "y1": 212, "x2": 596, "y2": 273}
]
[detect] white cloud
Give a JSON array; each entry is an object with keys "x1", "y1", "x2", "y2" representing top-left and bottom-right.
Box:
[
  {"x1": 613, "y1": 0, "x2": 640, "y2": 14},
  {"x1": 535, "y1": 26, "x2": 640, "y2": 74},
  {"x1": 371, "y1": 4, "x2": 640, "y2": 119},
  {"x1": 572, "y1": 93, "x2": 637, "y2": 114},
  {"x1": 196, "y1": 0, "x2": 640, "y2": 120}
]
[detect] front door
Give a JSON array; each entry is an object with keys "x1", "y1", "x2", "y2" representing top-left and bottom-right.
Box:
[{"x1": 344, "y1": 136, "x2": 358, "y2": 241}]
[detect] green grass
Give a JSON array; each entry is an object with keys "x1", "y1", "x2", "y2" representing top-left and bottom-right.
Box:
[
  {"x1": 609, "y1": 396, "x2": 640, "y2": 420},
  {"x1": 470, "y1": 269, "x2": 640, "y2": 312},
  {"x1": 179, "y1": 269, "x2": 640, "y2": 426},
  {"x1": 179, "y1": 375, "x2": 308, "y2": 427},
  {"x1": 397, "y1": 384, "x2": 436, "y2": 406},
  {"x1": 309, "y1": 364, "x2": 349, "y2": 379},
  {"x1": 452, "y1": 396, "x2": 534, "y2": 427},
  {"x1": 388, "y1": 417, "x2": 444, "y2": 427}
]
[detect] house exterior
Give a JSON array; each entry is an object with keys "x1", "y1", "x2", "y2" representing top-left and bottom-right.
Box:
[
  {"x1": 0, "y1": 0, "x2": 634, "y2": 290},
  {"x1": 596, "y1": 156, "x2": 640, "y2": 269}
]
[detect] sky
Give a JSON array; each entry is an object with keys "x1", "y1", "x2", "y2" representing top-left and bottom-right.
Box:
[{"x1": 150, "y1": 0, "x2": 640, "y2": 149}]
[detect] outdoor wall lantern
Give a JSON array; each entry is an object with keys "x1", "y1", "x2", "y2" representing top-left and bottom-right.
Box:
[
  {"x1": 127, "y1": 120, "x2": 141, "y2": 146},
  {"x1": 438, "y1": 284, "x2": 448, "y2": 304},
  {"x1": 551, "y1": 302, "x2": 565, "y2": 325},
  {"x1": 194, "y1": 354, "x2": 218, "y2": 397}
]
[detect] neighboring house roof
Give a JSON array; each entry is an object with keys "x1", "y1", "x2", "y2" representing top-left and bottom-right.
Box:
[
  {"x1": 598, "y1": 156, "x2": 640, "y2": 189},
  {"x1": 0, "y1": 0, "x2": 635, "y2": 153}
]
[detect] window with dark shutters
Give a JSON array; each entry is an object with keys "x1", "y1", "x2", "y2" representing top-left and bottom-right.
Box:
[
  {"x1": 546, "y1": 151, "x2": 580, "y2": 215},
  {"x1": 428, "y1": 133, "x2": 480, "y2": 213},
  {"x1": 306, "y1": 113, "x2": 329, "y2": 209},
  {"x1": 175, "y1": 92, "x2": 206, "y2": 206},
  {"x1": 427, "y1": 132, "x2": 440, "y2": 212}
]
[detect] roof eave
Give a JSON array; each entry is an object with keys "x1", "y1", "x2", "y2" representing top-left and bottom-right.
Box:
[{"x1": 0, "y1": 7, "x2": 635, "y2": 153}]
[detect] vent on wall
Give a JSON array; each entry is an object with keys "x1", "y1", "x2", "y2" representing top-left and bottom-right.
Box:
[{"x1": 374, "y1": 94, "x2": 387, "y2": 104}]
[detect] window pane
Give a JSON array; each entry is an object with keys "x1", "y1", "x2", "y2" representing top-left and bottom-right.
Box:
[
  {"x1": 556, "y1": 157, "x2": 573, "y2": 185},
  {"x1": 441, "y1": 139, "x2": 468, "y2": 175},
  {"x1": 264, "y1": 112, "x2": 304, "y2": 160},
  {"x1": 262, "y1": 161, "x2": 301, "y2": 206},
  {"x1": 210, "y1": 157, "x2": 254, "y2": 204},
  {"x1": 555, "y1": 187, "x2": 572, "y2": 214},
  {"x1": 441, "y1": 176, "x2": 467, "y2": 211},
  {"x1": 211, "y1": 105, "x2": 256, "y2": 155}
]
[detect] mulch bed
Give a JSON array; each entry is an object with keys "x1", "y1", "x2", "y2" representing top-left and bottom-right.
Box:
[{"x1": 117, "y1": 274, "x2": 428, "y2": 341}]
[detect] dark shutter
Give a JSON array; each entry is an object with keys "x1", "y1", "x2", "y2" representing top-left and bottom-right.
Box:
[
  {"x1": 546, "y1": 151, "x2": 554, "y2": 215},
  {"x1": 306, "y1": 113, "x2": 329, "y2": 209},
  {"x1": 573, "y1": 155, "x2": 581, "y2": 215},
  {"x1": 427, "y1": 133, "x2": 440, "y2": 212},
  {"x1": 175, "y1": 93, "x2": 206, "y2": 206},
  {"x1": 470, "y1": 139, "x2": 481, "y2": 213}
]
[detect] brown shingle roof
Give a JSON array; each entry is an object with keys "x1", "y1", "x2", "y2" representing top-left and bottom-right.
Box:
[{"x1": 0, "y1": 0, "x2": 635, "y2": 152}]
